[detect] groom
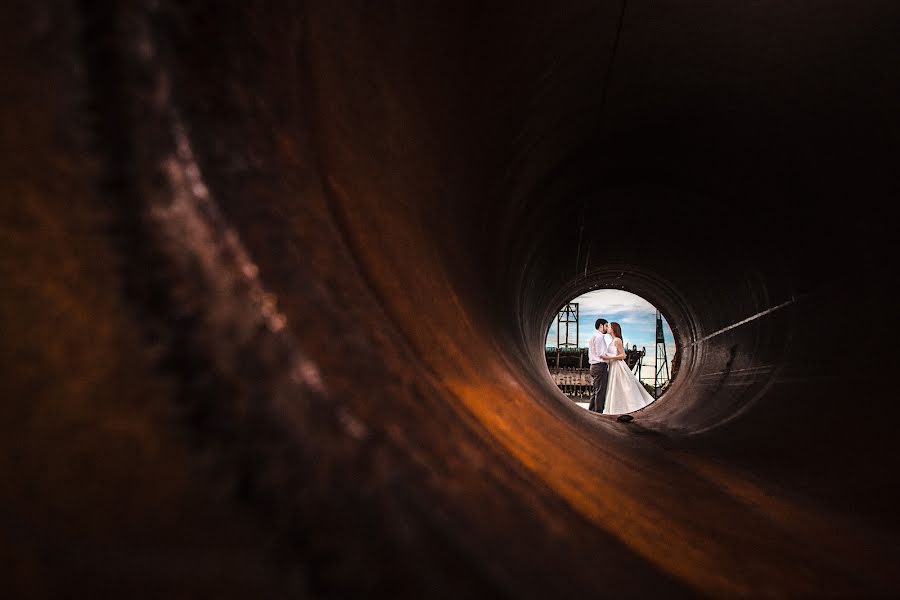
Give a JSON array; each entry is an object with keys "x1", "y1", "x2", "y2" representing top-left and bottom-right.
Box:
[{"x1": 587, "y1": 318, "x2": 610, "y2": 413}]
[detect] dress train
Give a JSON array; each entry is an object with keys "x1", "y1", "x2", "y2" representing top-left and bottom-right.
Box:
[{"x1": 603, "y1": 359, "x2": 655, "y2": 414}]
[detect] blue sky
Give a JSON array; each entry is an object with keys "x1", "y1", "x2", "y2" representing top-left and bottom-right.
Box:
[{"x1": 546, "y1": 289, "x2": 676, "y2": 385}]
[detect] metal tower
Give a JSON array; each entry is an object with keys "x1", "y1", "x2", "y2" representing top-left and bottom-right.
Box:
[
  {"x1": 555, "y1": 302, "x2": 579, "y2": 368},
  {"x1": 653, "y1": 310, "x2": 670, "y2": 398}
]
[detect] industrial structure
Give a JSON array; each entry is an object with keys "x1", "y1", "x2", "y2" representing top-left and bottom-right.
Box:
[
  {"x1": 4, "y1": 2, "x2": 900, "y2": 598},
  {"x1": 554, "y1": 302, "x2": 580, "y2": 368},
  {"x1": 652, "y1": 310, "x2": 670, "y2": 397},
  {"x1": 546, "y1": 307, "x2": 663, "y2": 400}
]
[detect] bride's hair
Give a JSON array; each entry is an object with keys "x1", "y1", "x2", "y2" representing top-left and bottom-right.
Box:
[{"x1": 610, "y1": 322, "x2": 623, "y2": 341}]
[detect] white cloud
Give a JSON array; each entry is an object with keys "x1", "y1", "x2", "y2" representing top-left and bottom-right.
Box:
[
  {"x1": 546, "y1": 289, "x2": 676, "y2": 365},
  {"x1": 564, "y1": 289, "x2": 657, "y2": 317}
]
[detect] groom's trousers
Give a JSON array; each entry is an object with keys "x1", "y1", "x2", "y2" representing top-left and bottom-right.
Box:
[{"x1": 588, "y1": 362, "x2": 609, "y2": 413}]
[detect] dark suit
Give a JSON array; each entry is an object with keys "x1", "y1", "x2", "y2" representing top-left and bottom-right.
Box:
[{"x1": 588, "y1": 361, "x2": 609, "y2": 413}]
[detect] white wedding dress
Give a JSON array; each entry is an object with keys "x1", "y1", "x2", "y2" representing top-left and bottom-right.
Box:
[{"x1": 603, "y1": 345, "x2": 656, "y2": 414}]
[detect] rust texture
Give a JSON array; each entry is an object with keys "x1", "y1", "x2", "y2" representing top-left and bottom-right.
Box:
[{"x1": 2, "y1": 1, "x2": 899, "y2": 597}]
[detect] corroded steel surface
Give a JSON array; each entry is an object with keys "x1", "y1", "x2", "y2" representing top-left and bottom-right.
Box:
[{"x1": 2, "y1": 1, "x2": 900, "y2": 598}]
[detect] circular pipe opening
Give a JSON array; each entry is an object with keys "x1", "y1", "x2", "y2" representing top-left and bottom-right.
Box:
[
  {"x1": 533, "y1": 263, "x2": 697, "y2": 414},
  {"x1": 543, "y1": 288, "x2": 677, "y2": 411}
]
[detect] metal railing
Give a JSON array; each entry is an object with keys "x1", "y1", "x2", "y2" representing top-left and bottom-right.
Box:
[{"x1": 548, "y1": 367, "x2": 593, "y2": 398}]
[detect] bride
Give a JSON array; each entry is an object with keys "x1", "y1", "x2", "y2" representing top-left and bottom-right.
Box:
[{"x1": 602, "y1": 322, "x2": 656, "y2": 414}]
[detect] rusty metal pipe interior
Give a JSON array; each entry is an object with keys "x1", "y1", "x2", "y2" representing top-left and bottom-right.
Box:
[{"x1": 3, "y1": 1, "x2": 899, "y2": 597}]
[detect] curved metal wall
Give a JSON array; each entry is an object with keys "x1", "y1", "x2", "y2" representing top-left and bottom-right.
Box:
[{"x1": 3, "y1": 1, "x2": 899, "y2": 597}]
